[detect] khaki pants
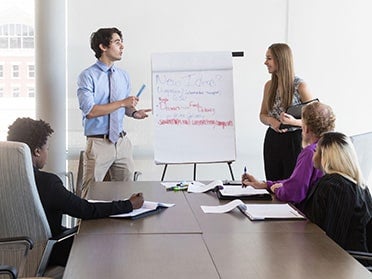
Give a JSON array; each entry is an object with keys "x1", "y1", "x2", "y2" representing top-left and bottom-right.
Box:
[{"x1": 81, "y1": 136, "x2": 134, "y2": 198}]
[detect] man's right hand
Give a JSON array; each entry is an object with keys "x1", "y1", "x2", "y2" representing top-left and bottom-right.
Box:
[
  {"x1": 129, "y1": 193, "x2": 144, "y2": 209},
  {"x1": 122, "y1": 96, "x2": 138, "y2": 108}
]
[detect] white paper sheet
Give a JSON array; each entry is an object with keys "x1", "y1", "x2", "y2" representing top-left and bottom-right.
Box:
[
  {"x1": 219, "y1": 185, "x2": 269, "y2": 196},
  {"x1": 110, "y1": 201, "x2": 175, "y2": 218},
  {"x1": 89, "y1": 200, "x2": 175, "y2": 218},
  {"x1": 187, "y1": 180, "x2": 223, "y2": 193},
  {"x1": 201, "y1": 199, "x2": 245, "y2": 213}
]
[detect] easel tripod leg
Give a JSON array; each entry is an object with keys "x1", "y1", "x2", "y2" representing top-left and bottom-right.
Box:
[{"x1": 161, "y1": 164, "x2": 168, "y2": 181}]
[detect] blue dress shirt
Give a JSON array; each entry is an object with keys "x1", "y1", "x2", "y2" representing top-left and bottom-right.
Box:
[{"x1": 77, "y1": 60, "x2": 131, "y2": 136}]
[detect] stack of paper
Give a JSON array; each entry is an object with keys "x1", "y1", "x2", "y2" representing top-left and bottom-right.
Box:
[
  {"x1": 201, "y1": 199, "x2": 305, "y2": 221},
  {"x1": 187, "y1": 180, "x2": 223, "y2": 193},
  {"x1": 217, "y1": 185, "x2": 271, "y2": 200}
]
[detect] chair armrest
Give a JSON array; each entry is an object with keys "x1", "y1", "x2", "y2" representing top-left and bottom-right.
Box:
[
  {"x1": 0, "y1": 265, "x2": 17, "y2": 279},
  {"x1": 36, "y1": 226, "x2": 78, "y2": 276},
  {"x1": 348, "y1": 250, "x2": 372, "y2": 272},
  {"x1": 0, "y1": 236, "x2": 34, "y2": 278},
  {"x1": 348, "y1": 250, "x2": 372, "y2": 261},
  {"x1": 50, "y1": 226, "x2": 79, "y2": 242},
  {"x1": 0, "y1": 236, "x2": 33, "y2": 250}
]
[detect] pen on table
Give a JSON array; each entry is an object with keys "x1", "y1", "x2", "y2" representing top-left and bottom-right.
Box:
[{"x1": 136, "y1": 84, "x2": 146, "y2": 97}]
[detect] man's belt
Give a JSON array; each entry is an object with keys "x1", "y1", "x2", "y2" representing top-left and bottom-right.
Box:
[{"x1": 87, "y1": 131, "x2": 126, "y2": 139}]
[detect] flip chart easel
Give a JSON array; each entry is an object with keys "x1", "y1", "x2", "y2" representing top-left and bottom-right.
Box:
[
  {"x1": 160, "y1": 161, "x2": 235, "y2": 181},
  {"x1": 152, "y1": 51, "x2": 243, "y2": 181}
]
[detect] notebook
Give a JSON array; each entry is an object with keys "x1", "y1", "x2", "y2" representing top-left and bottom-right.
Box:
[
  {"x1": 217, "y1": 185, "x2": 272, "y2": 201},
  {"x1": 239, "y1": 203, "x2": 306, "y2": 221},
  {"x1": 110, "y1": 201, "x2": 175, "y2": 219},
  {"x1": 279, "y1": 98, "x2": 319, "y2": 129}
]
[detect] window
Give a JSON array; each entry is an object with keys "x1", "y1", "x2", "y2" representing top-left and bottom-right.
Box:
[
  {"x1": 0, "y1": 0, "x2": 35, "y2": 142},
  {"x1": 12, "y1": 87, "x2": 20, "y2": 97},
  {"x1": 22, "y1": 25, "x2": 34, "y2": 48},
  {"x1": 12, "y1": 64, "x2": 20, "y2": 78},
  {"x1": 28, "y1": 87, "x2": 35, "y2": 97},
  {"x1": 28, "y1": 64, "x2": 35, "y2": 78},
  {"x1": 0, "y1": 24, "x2": 34, "y2": 49}
]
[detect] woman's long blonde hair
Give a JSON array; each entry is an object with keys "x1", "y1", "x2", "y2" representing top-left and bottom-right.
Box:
[
  {"x1": 317, "y1": 132, "x2": 365, "y2": 187},
  {"x1": 267, "y1": 43, "x2": 295, "y2": 111}
]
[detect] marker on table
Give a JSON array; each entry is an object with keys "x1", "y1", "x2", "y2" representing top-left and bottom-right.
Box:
[
  {"x1": 136, "y1": 84, "x2": 146, "y2": 97},
  {"x1": 166, "y1": 185, "x2": 188, "y2": 191}
]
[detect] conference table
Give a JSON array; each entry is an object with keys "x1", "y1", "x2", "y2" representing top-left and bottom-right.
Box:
[{"x1": 63, "y1": 181, "x2": 372, "y2": 279}]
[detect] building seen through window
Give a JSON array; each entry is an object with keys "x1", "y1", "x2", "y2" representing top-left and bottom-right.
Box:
[
  {"x1": 0, "y1": 23, "x2": 34, "y2": 49},
  {"x1": 0, "y1": 0, "x2": 35, "y2": 140}
]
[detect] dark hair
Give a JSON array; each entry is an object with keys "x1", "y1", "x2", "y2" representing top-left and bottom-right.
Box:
[
  {"x1": 7, "y1": 117, "x2": 54, "y2": 153},
  {"x1": 318, "y1": 131, "x2": 348, "y2": 149},
  {"x1": 90, "y1": 27, "x2": 123, "y2": 59}
]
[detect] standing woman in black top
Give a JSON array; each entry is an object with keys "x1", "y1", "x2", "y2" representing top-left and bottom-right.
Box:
[
  {"x1": 260, "y1": 43, "x2": 314, "y2": 180},
  {"x1": 304, "y1": 132, "x2": 372, "y2": 252}
]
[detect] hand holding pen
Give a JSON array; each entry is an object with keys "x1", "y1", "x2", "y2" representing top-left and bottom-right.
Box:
[
  {"x1": 241, "y1": 166, "x2": 249, "y2": 187},
  {"x1": 241, "y1": 167, "x2": 267, "y2": 189},
  {"x1": 129, "y1": 192, "x2": 144, "y2": 209},
  {"x1": 136, "y1": 84, "x2": 146, "y2": 98},
  {"x1": 131, "y1": 84, "x2": 152, "y2": 119}
]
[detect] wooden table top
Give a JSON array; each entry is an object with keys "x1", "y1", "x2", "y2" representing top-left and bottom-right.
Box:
[{"x1": 63, "y1": 181, "x2": 371, "y2": 279}]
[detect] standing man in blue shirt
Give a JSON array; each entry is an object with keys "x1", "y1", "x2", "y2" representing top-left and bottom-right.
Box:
[{"x1": 77, "y1": 27, "x2": 151, "y2": 198}]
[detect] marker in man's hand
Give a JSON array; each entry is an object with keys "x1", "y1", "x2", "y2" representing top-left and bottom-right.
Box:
[{"x1": 136, "y1": 84, "x2": 146, "y2": 97}]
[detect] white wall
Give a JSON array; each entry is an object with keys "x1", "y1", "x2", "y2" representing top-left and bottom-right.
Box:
[
  {"x1": 67, "y1": 0, "x2": 372, "y2": 182},
  {"x1": 288, "y1": 0, "x2": 372, "y2": 136}
]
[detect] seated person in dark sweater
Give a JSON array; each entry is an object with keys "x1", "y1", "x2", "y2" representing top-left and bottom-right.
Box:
[
  {"x1": 7, "y1": 117, "x2": 144, "y2": 267},
  {"x1": 304, "y1": 132, "x2": 372, "y2": 252}
]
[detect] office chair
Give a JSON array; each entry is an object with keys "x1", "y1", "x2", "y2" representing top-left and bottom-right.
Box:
[
  {"x1": 0, "y1": 265, "x2": 17, "y2": 279},
  {"x1": 0, "y1": 236, "x2": 32, "y2": 279},
  {"x1": 347, "y1": 132, "x2": 372, "y2": 272},
  {"x1": 351, "y1": 131, "x2": 372, "y2": 187},
  {"x1": 347, "y1": 219, "x2": 372, "y2": 272},
  {"x1": 0, "y1": 141, "x2": 77, "y2": 278},
  {"x1": 0, "y1": 237, "x2": 54, "y2": 279}
]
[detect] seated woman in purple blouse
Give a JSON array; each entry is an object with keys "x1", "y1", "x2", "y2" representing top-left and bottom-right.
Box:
[{"x1": 242, "y1": 101, "x2": 336, "y2": 210}]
